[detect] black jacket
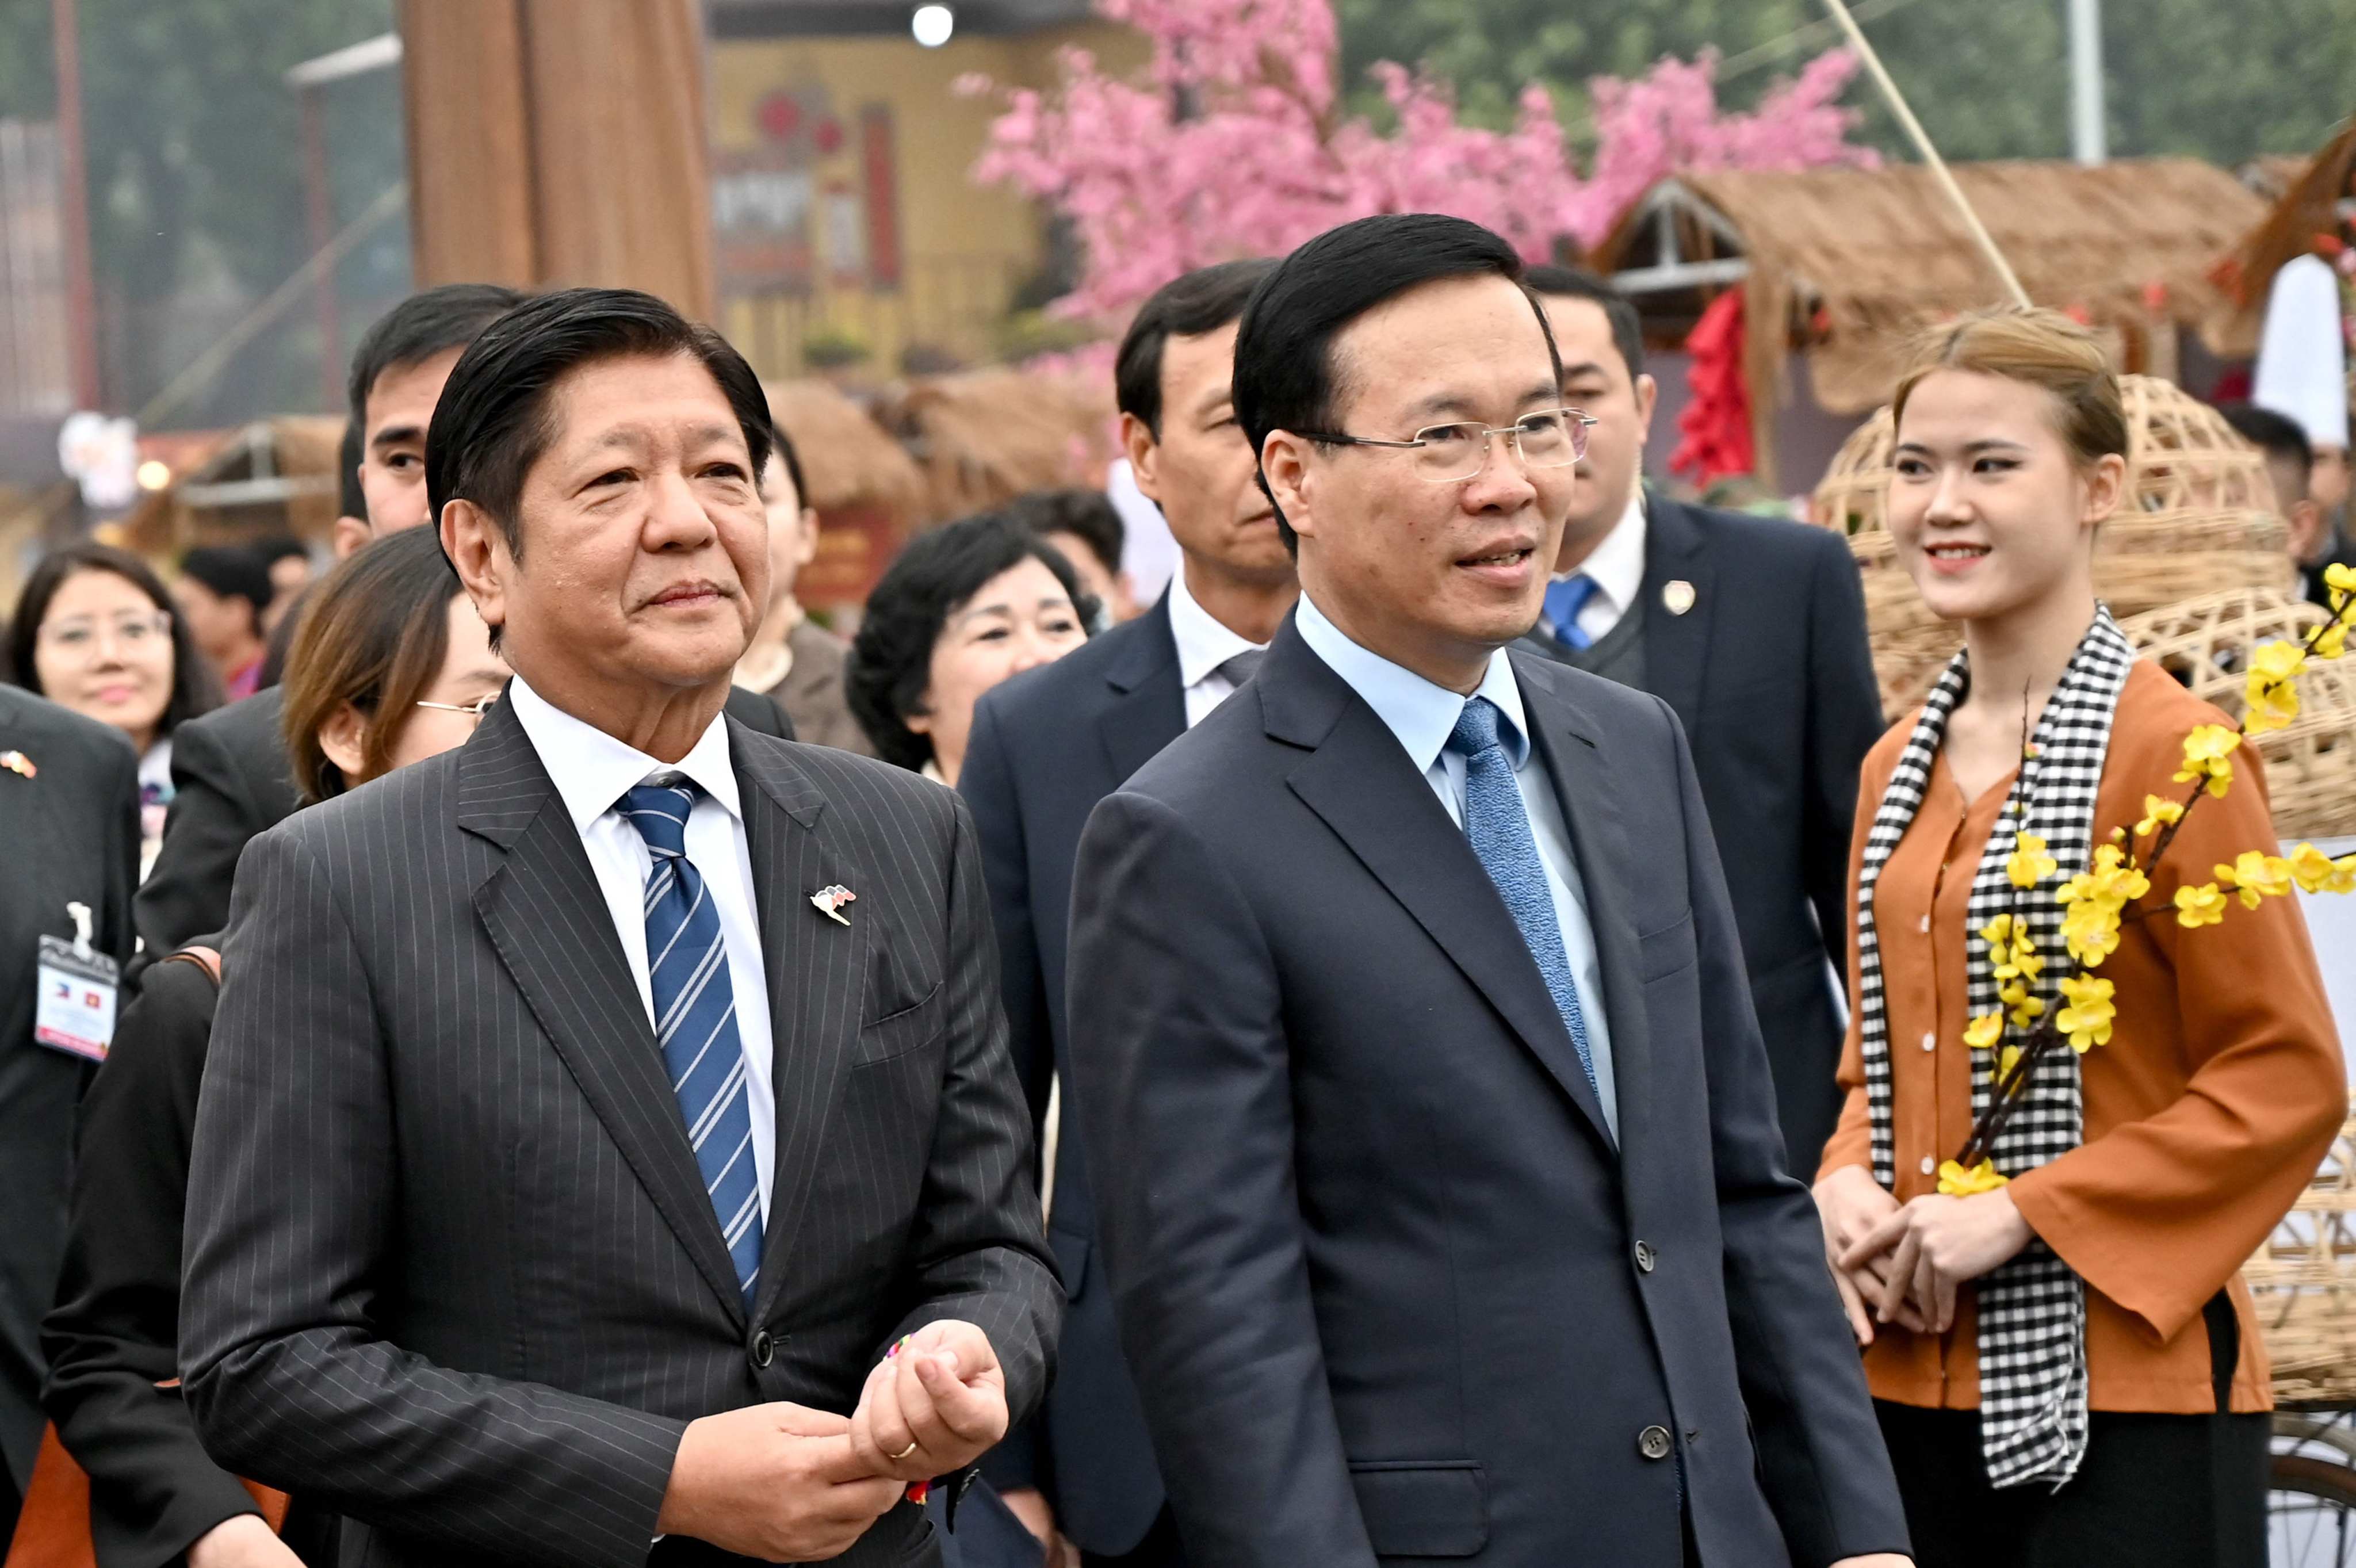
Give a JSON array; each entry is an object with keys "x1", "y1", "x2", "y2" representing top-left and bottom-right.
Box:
[
  {"x1": 958, "y1": 599, "x2": 1188, "y2": 1555},
  {"x1": 1066, "y1": 619, "x2": 1907, "y2": 1567},
  {"x1": 134, "y1": 685, "x2": 792, "y2": 969},
  {"x1": 0, "y1": 689, "x2": 139, "y2": 1539},
  {"x1": 1513, "y1": 494, "x2": 1883, "y2": 1169}
]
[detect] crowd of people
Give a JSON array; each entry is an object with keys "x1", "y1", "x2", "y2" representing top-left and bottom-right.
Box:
[{"x1": 0, "y1": 209, "x2": 2349, "y2": 1568}]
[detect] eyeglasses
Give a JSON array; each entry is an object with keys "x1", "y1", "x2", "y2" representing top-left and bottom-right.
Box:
[
  {"x1": 414, "y1": 693, "x2": 501, "y2": 725},
  {"x1": 1294, "y1": 406, "x2": 1597, "y2": 484},
  {"x1": 38, "y1": 611, "x2": 172, "y2": 659}
]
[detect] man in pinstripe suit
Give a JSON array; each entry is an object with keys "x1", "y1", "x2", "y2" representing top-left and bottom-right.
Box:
[{"x1": 181, "y1": 289, "x2": 1059, "y2": 1568}]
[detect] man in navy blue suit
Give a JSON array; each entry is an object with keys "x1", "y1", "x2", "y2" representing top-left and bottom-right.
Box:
[
  {"x1": 1512, "y1": 267, "x2": 1884, "y2": 1173},
  {"x1": 959, "y1": 258, "x2": 1295, "y2": 1565},
  {"x1": 1065, "y1": 215, "x2": 1911, "y2": 1568}
]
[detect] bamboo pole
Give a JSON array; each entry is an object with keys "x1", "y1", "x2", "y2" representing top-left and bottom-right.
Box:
[{"x1": 1816, "y1": 0, "x2": 2033, "y2": 308}]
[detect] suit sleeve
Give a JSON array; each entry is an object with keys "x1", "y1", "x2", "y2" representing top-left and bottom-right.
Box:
[
  {"x1": 1669, "y1": 709, "x2": 1910, "y2": 1567},
  {"x1": 1067, "y1": 790, "x2": 1380, "y2": 1568},
  {"x1": 181, "y1": 828, "x2": 691, "y2": 1568},
  {"x1": 954, "y1": 698, "x2": 1051, "y2": 1496},
  {"x1": 882, "y1": 796, "x2": 1061, "y2": 1433},
  {"x1": 44, "y1": 959, "x2": 261, "y2": 1564},
  {"x1": 1802, "y1": 529, "x2": 1884, "y2": 990},
  {"x1": 134, "y1": 720, "x2": 260, "y2": 966}
]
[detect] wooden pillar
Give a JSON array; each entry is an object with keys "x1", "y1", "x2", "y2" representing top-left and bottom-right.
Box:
[{"x1": 397, "y1": 0, "x2": 715, "y2": 323}]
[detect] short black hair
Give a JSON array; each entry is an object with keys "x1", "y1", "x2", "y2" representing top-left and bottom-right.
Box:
[
  {"x1": 8, "y1": 541, "x2": 223, "y2": 739},
  {"x1": 254, "y1": 534, "x2": 309, "y2": 568},
  {"x1": 346, "y1": 284, "x2": 527, "y2": 433},
  {"x1": 1523, "y1": 265, "x2": 1646, "y2": 381},
  {"x1": 426, "y1": 287, "x2": 775, "y2": 564},
  {"x1": 178, "y1": 545, "x2": 275, "y2": 633},
  {"x1": 2219, "y1": 402, "x2": 2313, "y2": 502},
  {"x1": 1233, "y1": 213, "x2": 1556, "y2": 552},
  {"x1": 1005, "y1": 488, "x2": 1124, "y2": 579},
  {"x1": 336, "y1": 418, "x2": 366, "y2": 519},
  {"x1": 764, "y1": 421, "x2": 811, "y2": 513},
  {"x1": 1115, "y1": 258, "x2": 1278, "y2": 437},
  {"x1": 846, "y1": 511, "x2": 1095, "y2": 772}
]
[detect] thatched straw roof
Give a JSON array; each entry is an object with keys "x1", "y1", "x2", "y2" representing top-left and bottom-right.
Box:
[
  {"x1": 762, "y1": 378, "x2": 930, "y2": 525},
  {"x1": 874, "y1": 368, "x2": 1118, "y2": 524},
  {"x1": 2218, "y1": 118, "x2": 2356, "y2": 355},
  {"x1": 1597, "y1": 158, "x2": 2266, "y2": 424},
  {"x1": 116, "y1": 416, "x2": 344, "y2": 557}
]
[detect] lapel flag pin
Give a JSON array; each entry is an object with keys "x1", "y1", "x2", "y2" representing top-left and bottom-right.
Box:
[
  {"x1": 810, "y1": 884, "x2": 857, "y2": 925},
  {"x1": 1, "y1": 749, "x2": 35, "y2": 778},
  {"x1": 1662, "y1": 580, "x2": 1697, "y2": 617}
]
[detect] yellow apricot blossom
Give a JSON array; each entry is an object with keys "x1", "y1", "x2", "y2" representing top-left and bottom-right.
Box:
[
  {"x1": 2215, "y1": 850, "x2": 2293, "y2": 911},
  {"x1": 2243, "y1": 641, "x2": 2307, "y2": 736},
  {"x1": 1938, "y1": 1159, "x2": 2011, "y2": 1196},
  {"x1": 2174, "y1": 725, "x2": 2240, "y2": 798},
  {"x1": 2134, "y1": 794, "x2": 2183, "y2": 840},
  {"x1": 2173, "y1": 882, "x2": 2228, "y2": 928},
  {"x1": 1964, "y1": 1011, "x2": 2005, "y2": 1050},
  {"x1": 2055, "y1": 974, "x2": 2116, "y2": 1052},
  {"x1": 2006, "y1": 832, "x2": 2059, "y2": 890},
  {"x1": 1998, "y1": 980, "x2": 2045, "y2": 1029}
]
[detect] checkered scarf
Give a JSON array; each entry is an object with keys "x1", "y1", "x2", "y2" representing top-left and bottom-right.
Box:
[{"x1": 1853, "y1": 607, "x2": 2136, "y2": 1490}]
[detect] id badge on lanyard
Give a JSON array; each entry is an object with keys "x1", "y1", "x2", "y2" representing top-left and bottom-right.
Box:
[{"x1": 35, "y1": 900, "x2": 119, "y2": 1064}]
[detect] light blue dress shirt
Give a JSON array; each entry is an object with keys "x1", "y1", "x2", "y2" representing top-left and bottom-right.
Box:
[{"x1": 1295, "y1": 594, "x2": 1619, "y2": 1135}]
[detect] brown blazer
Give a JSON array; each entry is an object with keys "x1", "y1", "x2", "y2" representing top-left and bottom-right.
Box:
[
  {"x1": 765, "y1": 618, "x2": 876, "y2": 758},
  {"x1": 1820, "y1": 659, "x2": 2346, "y2": 1413}
]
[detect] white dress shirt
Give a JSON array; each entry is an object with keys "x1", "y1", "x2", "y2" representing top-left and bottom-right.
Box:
[
  {"x1": 1540, "y1": 492, "x2": 1647, "y2": 647},
  {"x1": 508, "y1": 678, "x2": 777, "y2": 1218},
  {"x1": 1294, "y1": 594, "x2": 1619, "y2": 1135},
  {"x1": 1166, "y1": 563, "x2": 1270, "y2": 727}
]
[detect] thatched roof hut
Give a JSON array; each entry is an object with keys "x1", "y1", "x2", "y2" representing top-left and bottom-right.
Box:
[
  {"x1": 115, "y1": 416, "x2": 344, "y2": 559},
  {"x1": 763, "y1": 378, "x2": 929, "y2": 524},
  {"x1": 873, "y1": 368, "x2": 1118, "y2": 523},
  {"x1": 1593, "y1": 159, "x2": 2267, "y2": 483},
  {"x1": 2217, "y1": 117, "x2": 2356, "y2": 356}
]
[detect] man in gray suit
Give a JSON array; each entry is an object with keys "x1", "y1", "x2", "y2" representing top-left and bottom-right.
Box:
[{"x1": 182, "y1": 289, "x2": 1059, "y2": 1568}]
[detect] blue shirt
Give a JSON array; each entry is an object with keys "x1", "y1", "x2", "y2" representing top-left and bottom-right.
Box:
[{"x1": 1295, "y1": 594, "x2": 1619, "y2": 1136}]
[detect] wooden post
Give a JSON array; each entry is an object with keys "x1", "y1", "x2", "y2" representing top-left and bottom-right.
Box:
[{"x1": 49, "y1": 0, "x2": 100, "y2": 410}]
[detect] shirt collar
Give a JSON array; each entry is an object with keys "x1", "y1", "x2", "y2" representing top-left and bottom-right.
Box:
[
  {"x1": 1556, "y1": 490, "x2": 1647, "y2": 617},
  {"x1": 1165, "y1": 563, "x2": 1267, "y2": 690},
  {"x1": 1294, "y1": 591, "x2": 1531, "y2": 772},
  {"x1": 506, "y1": 676, "x2": 743, "y2": 834}
]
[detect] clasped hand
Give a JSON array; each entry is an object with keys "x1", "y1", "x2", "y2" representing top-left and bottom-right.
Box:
[
  {"x1": 656, "y1": 1318, "x2": 1009, "y2": 1561},
  {"x1": 1813, "y1": 1165, "x2": 2033, "y2": 1344}
]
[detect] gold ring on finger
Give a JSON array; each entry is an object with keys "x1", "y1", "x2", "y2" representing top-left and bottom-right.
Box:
[{"x1": 892, "y1": 1440, "x2": 919, "y2": 1461}]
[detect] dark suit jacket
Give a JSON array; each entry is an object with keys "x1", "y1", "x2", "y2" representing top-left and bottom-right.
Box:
[
  {"x1": 134, "y1": 684, "x2": 792, "y2": 968},
  {"x1": 179, "y1": 697, "x2": 1055, "y2": 1568},
  {"x1": 2303, "y1": 528, "x2": 2356, "y2": 615},
  {"x1": 957, "y1": 599, "x2": 1186, "y2": 1555},
  {"x1": 0, "y1": 689, "x2": 139, "y2": 1536},
  {"x1": 1065, "y1": 621, "x2": 1907, "y2": 1568},
  {"x1": 1513, "y1": 495, "x2": 1883, "y2": 1168},
  {"x1": 41, "y1": 945, "x2": 336, "y2": 1567}
]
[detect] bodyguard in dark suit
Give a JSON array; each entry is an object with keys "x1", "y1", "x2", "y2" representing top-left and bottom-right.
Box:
[
  {"x1": 1510, "y1": 269, "x2": 1883, "y2": 1173},
  {"x1": 1066, "y1": 216, "x2": 1909, "y2": 1568},
  {"x1": 135, "y1": 284, "x2": 789, "y2": 963},
  {"x1": 961, "y1": 259, "x2": 1294, "y2": 1565},
  {"x1": 0, "y1": 688, "x2": 138, "y2": 1541},
  {"x1": 181, "y1": 289, "x2": 1056, "y2": 1567}
]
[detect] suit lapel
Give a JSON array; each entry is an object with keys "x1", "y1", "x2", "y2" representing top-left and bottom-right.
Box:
[
  {"x1": 1264, "y1": 628, "x2": 1615, "y2": 1152},
  {"x1": 1096, "y1": 595, "x2": 1187, "y2": 788},
  {"x1": 731, "y1": 728, "x2": 869, "y2": 1322},
  {"x1": 1513, "y1": 654, "x2": 1655, "y2": 1177},
  {"x1": 458, "y1": 702, "x2": 752, "y2": 1322},
  {"x1": 1637, "y1": 492, "x2": 1715, "y2": 736}
]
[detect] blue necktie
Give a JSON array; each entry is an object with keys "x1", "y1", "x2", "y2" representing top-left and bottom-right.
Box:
[
  {"x1": 1543, "y1": 574, "x2": 1599, "y2": 652},
  {"x1": 1445, "y1": 698, "x2": 1598, "y2": 1097},
  {"x1": 621, "y1": 779, "x2": 762, "y2": 1309}
]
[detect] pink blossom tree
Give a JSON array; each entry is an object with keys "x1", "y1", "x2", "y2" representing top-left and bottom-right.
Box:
[{"x1": 963, "y1": 0, "x2": 1877, "y2": 329}]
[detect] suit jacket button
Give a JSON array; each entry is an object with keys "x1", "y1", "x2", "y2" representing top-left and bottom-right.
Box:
[
  {"x1": 1638, "y1": 1425, "x2": 1674, "y2": 1461},
  {"x1": 1634, "y1": 1240, "x2": 1657, "y2": 1273},
  {"x1": 749, "y1": 1329, "x2": 775, "y2": 1369}
]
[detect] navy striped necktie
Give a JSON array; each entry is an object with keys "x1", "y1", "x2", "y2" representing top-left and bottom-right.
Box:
[{"x1": 620, "y1": 777, "x2": 762, "y2": 1308}]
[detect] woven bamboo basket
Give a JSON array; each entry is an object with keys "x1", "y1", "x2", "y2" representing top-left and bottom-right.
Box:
[
  {"x1": 2115, "y1": 586, "x2": 2356, "y2": 840},
  {"x1": 2244, "y1": 1114, "x2": 2356, "y2": 1407}
]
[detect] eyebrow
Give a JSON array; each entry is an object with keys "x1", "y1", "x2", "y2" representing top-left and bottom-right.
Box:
[
  {"x1": 1558, "y1": 360, "x2": 1614, "y2": 382},
  {"x1": 1892, "y1": 437, "x2": 2033, "y2": 456},
  {"x1": 369, "y1": 423, "x2": 425, "y2": 452},
  {"x1": 953, "y1": 595, "x2": 1070, "y2": 625}
]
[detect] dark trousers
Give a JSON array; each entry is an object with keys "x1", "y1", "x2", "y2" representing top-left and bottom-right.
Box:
[
  {"x1": 1877, "y1": 1294, "x2": 2267, "y2": 1568},
  {"x1": 1082, "y1": 1506, "x2": 1186, "y2": 1568}
]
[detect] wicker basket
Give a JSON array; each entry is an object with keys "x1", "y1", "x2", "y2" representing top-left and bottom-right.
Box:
[
  {"x1": 2115, "y1": 586, "x2": 2356, "y2": 840},
  {"x1": 1808, "y1": 375, "x2": 2281, "y2": 537},
  {"x1": 2245, "y1": 1114, "x2": 2356, "y2": 1408}
]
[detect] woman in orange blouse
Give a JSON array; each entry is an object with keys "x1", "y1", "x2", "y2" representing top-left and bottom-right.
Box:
[{"x1": 1813, "y1": 308, "x2": 2345, "y2": 1568}]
